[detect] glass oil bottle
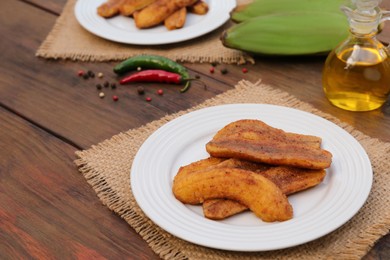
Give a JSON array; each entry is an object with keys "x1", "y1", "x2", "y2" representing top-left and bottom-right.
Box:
[{"x1": 322, "y1": 0, "x2": 390, "y2": 111}]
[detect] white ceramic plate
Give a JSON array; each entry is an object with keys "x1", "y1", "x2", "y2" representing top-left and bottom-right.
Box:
[
  {"x1": 74, "y1": 0, "x2": 236, "y2": 45},
  {"x1": 131, "y1": 104, "x2": 372, "y2": 251}
]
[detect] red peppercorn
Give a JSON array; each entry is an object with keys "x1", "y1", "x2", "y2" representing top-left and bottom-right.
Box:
[
  {"x1": 157, "y1": 89, "x2": 163, "y2": 95},
  {"x1": 242, "y1": 68, "x2": 248, "y2": 73},
  {"x1": 112, "y1": 95, "x2": 119, "y2": 101},
  {"x1": 78, "y1": 70, "x2": 85, "y2": 76},
  {"x1": 146, "y1": 97, "x2": 152, "y2": 102},
  {"x1": 209, "y1": 67, "x2": 215, "y2": 73}
]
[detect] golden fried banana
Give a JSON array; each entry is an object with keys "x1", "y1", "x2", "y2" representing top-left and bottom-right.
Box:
[
  {"x1": 119, "y1": 0, "x2": 156, "y2": 16},
  {"x1": 164, "y1": 7, "x2": 187, "y2": 30},
  {"x1": 97, "y1": 0, "x2": 126, "y2": 18},
  {"x1": 206, "y1": 120, "x2": 332, "y2": 169},
  {"x1": 262, "y1": 166, "x2": 326, "y2": 195},
  {"x1": 134, "y1": 0, "x2": 198, "y2": 28},
  {"x1": 212, "y1": 119, "x2": 322, "y2": 149},
  {"x1": 203, "y1": 165, "x2": 326, "y2": 220},
  {"x1": 175, "y1": 157, "x2": 226, "y2": 179},
  {"x1": 173, "y1": 167, "x2": 293, "y2": 222},
  {"x1": 187, "y1": 0, "x2": 209, "y2": 15}
]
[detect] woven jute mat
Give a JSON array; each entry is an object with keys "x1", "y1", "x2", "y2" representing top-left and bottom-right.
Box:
[
  {"x1": 75, "y1": 80, "x2": 390, "y2": 260},
  {"x1": 36, "y1": 0, "x2": 253, "y2": 64}
]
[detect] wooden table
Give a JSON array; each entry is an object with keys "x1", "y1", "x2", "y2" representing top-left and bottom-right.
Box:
[{"x1": 1, "y1": 0, "x2": 389, "y2": 259}]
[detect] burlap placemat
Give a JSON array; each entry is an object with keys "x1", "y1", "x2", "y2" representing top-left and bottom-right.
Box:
[
  {"x1": 75, "y1": 80, "x2": 390, "y2": 260},
  {"x1": 36, "y1": 0, "x2": 253, "y2": 64}
]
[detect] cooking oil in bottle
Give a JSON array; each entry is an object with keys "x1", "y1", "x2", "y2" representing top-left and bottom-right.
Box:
[{"x1": 322, "y1": 0, "x2": 390, "y2": 111}]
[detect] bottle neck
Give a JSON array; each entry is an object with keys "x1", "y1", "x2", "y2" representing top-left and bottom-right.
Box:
[{"x1": 349, "y1": 28, "x2": 377, "y2": 38}]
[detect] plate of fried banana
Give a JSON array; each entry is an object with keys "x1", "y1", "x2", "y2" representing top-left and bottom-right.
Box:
[
  {"x1": 74, "y1": 0, "x2": 236, "y2": 45},
  {"x1": 131, "y1": 104, "x2": 372, "y2": 251}
]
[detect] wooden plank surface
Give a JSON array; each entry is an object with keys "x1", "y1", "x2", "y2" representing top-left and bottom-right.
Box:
[
  {"x1": 0, "y1": 107, "x2": 158, "y2": 259},
  {"x1": 1, "y1": 0, "x2": 389, "y2": 259}
]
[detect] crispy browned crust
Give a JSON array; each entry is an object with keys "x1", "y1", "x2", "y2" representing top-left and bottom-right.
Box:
[
  {"x1": 134, "y1": 0, "x2": 198, "y2": 28},
  {"x1": 262, "y1": 166, "x2": 326, "y2": 195},
  {"x1": 206, "y1": 119, "x2": 332, "y2": 169},
  {"x1": 211, "y1": 119, "x2": 322, "y2": 148},
  {"x1": 173, "y1": 167, "x2": 293, "y2": 222}
]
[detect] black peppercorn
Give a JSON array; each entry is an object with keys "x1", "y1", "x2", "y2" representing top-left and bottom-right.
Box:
[{"x1": 137, "y1": 86, "x2": 145, "y2": 95}]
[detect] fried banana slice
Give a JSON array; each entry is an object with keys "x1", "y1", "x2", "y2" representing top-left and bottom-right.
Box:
[
  {"x1": 262, "y1": 166, "x2": 326, "y2": 195},
  {"x1": 212, "y1": 119, "x2": 322, "y2": 149},
  {"x1": 206, "y1": 120, "x2": 332, "y2": 169},
  {"x1": 134, "y1": 0, "x2": 198, "y2": 28},
  {"x1": 164, "y1": 7, "x2": 187, "y2": 30},
  {"x1": 119, "y1": 0, "x2": 156, "y2": 16},
  {"x1": 173, "y1": 167, "x2": 293, "y2": 222},
  {"x1": 175, "y1": 157, "x2": 270, "y2": 185},
  {"x1": 176, "y1": 158, "x2": 269, "y2": 220},
  {"x1": 203, "y1": 165, "x2": 326, "y2": 220},
  {"x1": 97, "y1": 0, "x2": 126, "y2": 18},
  {"x1": 203, "y1": 199, "x2": 247, "y2": 220},
  {"x1": 176, "y1": 157, "x2": 226, "y2": 178},
  {"x1": 187, "y1": 0, "x2": 209, "y2": 15}
]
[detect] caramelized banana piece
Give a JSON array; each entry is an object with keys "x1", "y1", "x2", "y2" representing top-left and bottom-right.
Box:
[
  {"x1": 212, "y1": 119, "x2": 322, "y2": 149},
  {"x1": 173, "y1": 167, "x2": 293, "y2": 222},
  {"x1": 206, "y1": 119, "x2": 332, "y2": 169},
  {"x1": 119, "y1": 0, "x2": 156, "y2": 16},
  {"x1": 203, "y1": 165, "x2": 326, "y2": 220},
  {"x1": 188, "y1": 0, "x2": 209, "y2": 15},
  {"x1": 134, "y1": 0, "x2": 198, "y2": 28},
  {"x1": 164, "y1": 7, "x2": 187, "y2": 30},
  {"x1": 97, "y1": 0, "x2": 126, "y2": 18}
]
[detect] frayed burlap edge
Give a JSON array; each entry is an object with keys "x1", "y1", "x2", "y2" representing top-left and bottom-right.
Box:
[{"x1": 75, "y1": 80, "x2": 390, "y2": 260}]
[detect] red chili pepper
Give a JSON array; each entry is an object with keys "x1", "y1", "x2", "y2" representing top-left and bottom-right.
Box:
[{"x1": 120, "y1": 70, "x2": 184, "y2": 85}]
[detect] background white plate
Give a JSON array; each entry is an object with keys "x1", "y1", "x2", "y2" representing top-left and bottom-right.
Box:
[
  {"x1": 74, "y1": 0, "x2": 236, "y2": 45},
  {"x1": 131, "y1": 104, "x2": 372, "y2": 251}
]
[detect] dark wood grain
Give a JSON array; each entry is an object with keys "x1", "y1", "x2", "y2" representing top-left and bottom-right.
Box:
[
  {"x1": 1, "y1": 0, "x2": 389, "y2": 259},
  {"x1": 0, "y1": 107, "x2": 158, "y2": 259}
]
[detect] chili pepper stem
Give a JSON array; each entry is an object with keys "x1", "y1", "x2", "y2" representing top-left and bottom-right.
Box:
[{"x1": 180, "y1": 78, "x2": 207, "y2": 93}]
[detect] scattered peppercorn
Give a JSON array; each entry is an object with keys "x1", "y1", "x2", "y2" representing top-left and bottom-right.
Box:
[
  {"x1": 112, "y1": 95, "x2": 119, "y2": 101},
  {"x1": 209, "y1": 67, "x2": 215, "y2": 73},
  {"x1": 111, "y1": 83, "x2": 116, "y2": 89},
  {"x1": 146, "y1": 97, "x2": 152, "y2": 102},
  {"x1": 97, "y1": 72, "x2": 104, "y2": 78},
  {"x1": 242, "y1": 68, "x2": 248, "y2": 73},
  {"x1": 157, "y1": 89, "x2": 163, "y2": 95},
  {"x1": 211, "y1": 62, "x2": 218, "y2": 67},
  {"x1": 103, "y1": 81, "x2": 109, "y2": 88},
  {"x1": 88, "y1": 70, "x2": 95, "y2": 78},
  {"x1": 78, "y1": 70, "x2": 85, "y2": 76},
  {"x1": 195, "y1": 74, "x2": 201, "y2": 79},
  {"x1": 137, "y1": 86, "x2": 145, "y2": 95},
  {"x1": 99, "y1": 92, "x2": 105, "y2": 98},
  {"x1": 96, "y1": 84, "x2": 102, "y2": 90},
  {"x1": 221, "y1": 68, "x2": 228, "y2": 75},
  {"x1": 83, "y1": 74, "x2": 89, "y2": 79}
]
